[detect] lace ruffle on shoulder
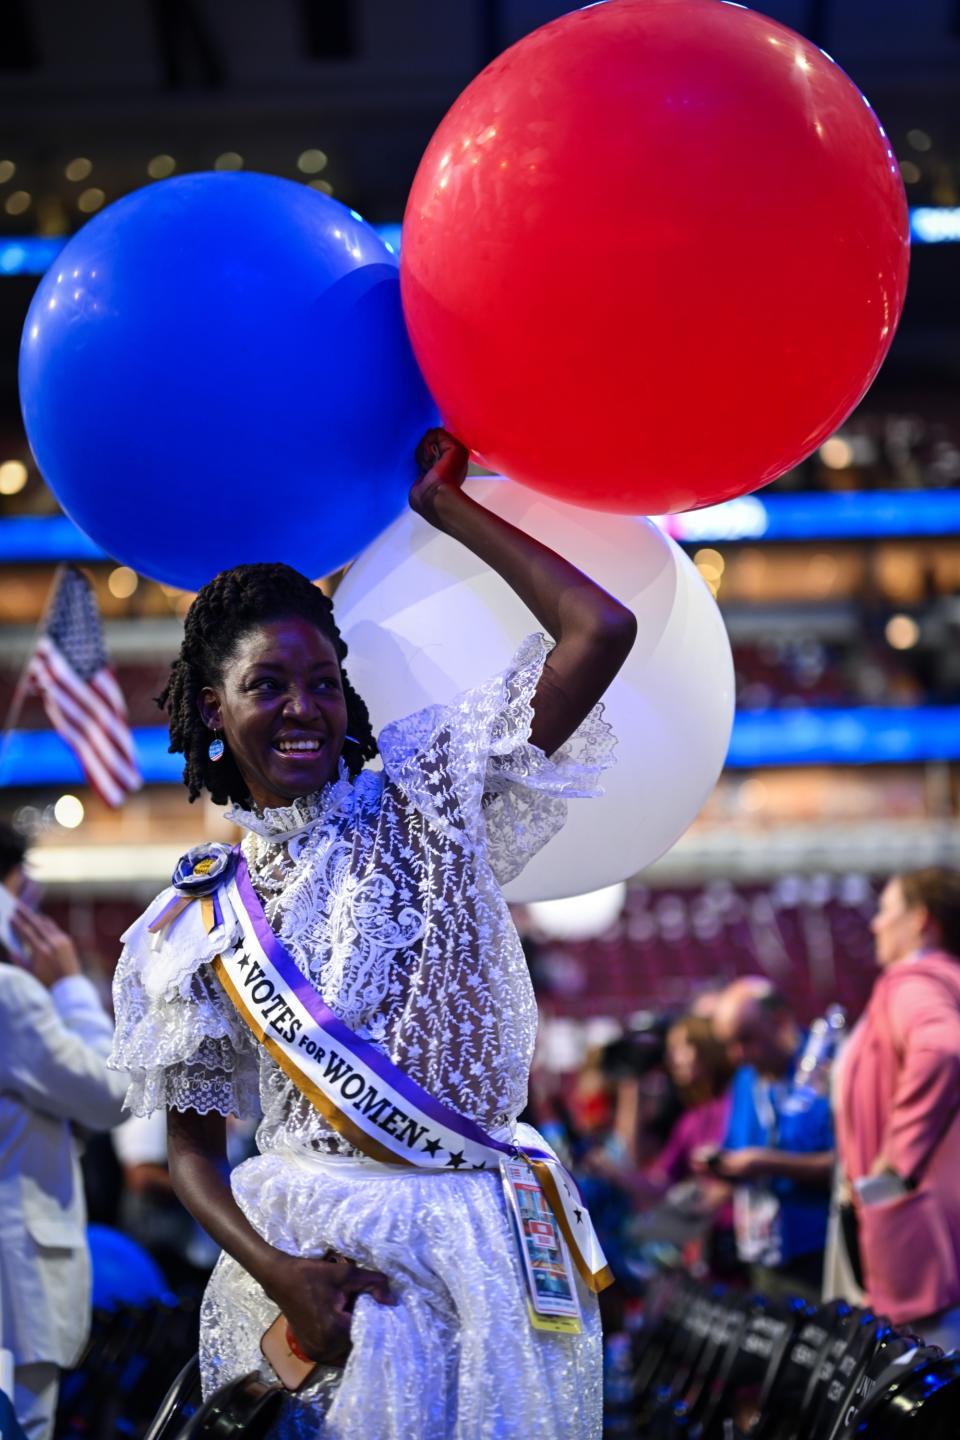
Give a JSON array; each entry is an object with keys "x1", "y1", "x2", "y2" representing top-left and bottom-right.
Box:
[
  {"x1": 109, "y1": 638, "x2": 616, "y2": 1142},
  {"x1": 109, "y1": 886, "x2": 260, "y2": 1118},
  {"x1": 377, "y1": 633, "x2": 617, "y2": 883}
]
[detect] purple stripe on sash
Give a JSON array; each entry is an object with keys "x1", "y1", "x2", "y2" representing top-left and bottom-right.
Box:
[{"x1": 231, "y1": 855, "x2": 552, "y2": 1163}]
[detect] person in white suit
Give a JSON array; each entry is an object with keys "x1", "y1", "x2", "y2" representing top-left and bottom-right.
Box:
[{"x1": 0, "y1": 823, "x2": 128, "y2": 1440}]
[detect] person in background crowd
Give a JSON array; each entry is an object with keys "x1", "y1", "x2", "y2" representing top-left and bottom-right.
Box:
[
  {"x1": 834, "y1": 868, "x2": 960, "y2": 1349},
  {"x1": 699, "y1": 978, "x2": 834, "y2": 1301},
  {"x1": 602, "y1": 1014, "x2": 683, "y2": 1161},
  {"x1": 644, "y1": 1016, "x2": 734, "y2": 1192},
  {"x1": 590, "y1": 1016, "x2": 737, "y2": 1278},
  {"x1": 0, "y1": 821, "x2": 129, "y2": 1440},
  {"x1": 0, "y1": 1350, "x2": 29, "y2": 1440},
  {"x1": 592, "y1": 1017, "x2": 731, "y2": 1188},
  {"x1": 567, "y1": 1042, "x2": 620, "y2": 1151},
  {"x1": 524, "y1": 1020, "x2": 679, "y2": 1325}
]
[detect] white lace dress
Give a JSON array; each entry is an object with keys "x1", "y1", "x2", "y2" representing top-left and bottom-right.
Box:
[{"x1": 111, "y1": 635, "x2": 615, "y2": 1440}]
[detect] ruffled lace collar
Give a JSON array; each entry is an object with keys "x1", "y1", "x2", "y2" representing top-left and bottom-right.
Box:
[{"x1": 226, "y1": 760, "x2": 355, "y2": 844}]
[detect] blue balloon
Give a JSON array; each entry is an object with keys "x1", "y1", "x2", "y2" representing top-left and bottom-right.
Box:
[{"x1": 19, "y1": 173, "x2": 437, "y2": 590}]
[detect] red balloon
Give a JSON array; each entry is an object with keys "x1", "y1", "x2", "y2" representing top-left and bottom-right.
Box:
[{"x1": 401, "y1": 0, "x2": 909, "y2": 514}]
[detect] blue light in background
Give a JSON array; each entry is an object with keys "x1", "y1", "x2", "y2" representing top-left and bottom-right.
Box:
[
  {"x1": 4, "y1": 707, "x2": 960, "y2": 787},
  {"x1": 0, "y1": 208, "x2": 956, "y2": 279},
  {"x1": 665, "y1": 489, "x2": 960, "y2": 543},
  {"x1": 0, "y1": 237, "x2": 71, "y2": 275},
  {"x1": 0, "y1": 225, "x2": 406, "y2": 278},
  {"x1": 726, "y1": 707, "x2": 960, "y2": 768},
  {"x1": 4, "y1": 489, "x2": 960, "y2": 563},
  {"x1": 0, "y1": 728, "x2": 182, "y2": 787},
  {"x1": 0, "y1": 516, "x2": 109, "y2": 562},
  {"x1": 910, "y1": 207, "x2": 960, "y2": 244}
]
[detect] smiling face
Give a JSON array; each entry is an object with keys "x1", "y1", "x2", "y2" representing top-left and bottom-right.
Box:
[{"x1": 199, "y1": 616, "x2": 348, "y2": 811}]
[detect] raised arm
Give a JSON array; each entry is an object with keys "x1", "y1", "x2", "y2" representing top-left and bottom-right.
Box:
[
  {"x1": 3, "y1": 906, "x2": 128, "y2": 1129},
  {"x1": 167, "y1": 1107, "x2": 394, "y2": 1365},
  {"x1": 410, "y1": 430, "x2": 637, "y2": 758}
]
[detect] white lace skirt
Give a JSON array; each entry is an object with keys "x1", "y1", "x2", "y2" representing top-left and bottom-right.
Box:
[{"x1": 200, "y1": 1135, "x2": 603, "y2": 1439}]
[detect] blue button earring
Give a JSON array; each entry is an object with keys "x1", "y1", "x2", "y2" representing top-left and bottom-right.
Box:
[{"x1": 208, "y1": 731, "x2": 225, "y2": 762}]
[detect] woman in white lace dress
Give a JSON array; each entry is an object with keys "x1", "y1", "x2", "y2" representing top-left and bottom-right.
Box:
[{"x1": 110, "y1": 430, "x2": 636, "y2": 1438}]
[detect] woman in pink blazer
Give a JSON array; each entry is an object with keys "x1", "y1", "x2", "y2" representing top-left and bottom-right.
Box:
[{"x1": 835, "y1": 867, "x2": 960, "y2": 1348}]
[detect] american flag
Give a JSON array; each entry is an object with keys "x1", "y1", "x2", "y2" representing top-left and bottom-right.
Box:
[{"x1": 26, "y1": 565, "x2": 142, "y2": 808}]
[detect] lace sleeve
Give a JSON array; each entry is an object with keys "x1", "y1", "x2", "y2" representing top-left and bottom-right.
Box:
[
  {"x1": 110, "y1": 888, "x2": 261, "y2": 1119},
  {"x1": 377, "y1": 633, "x2": 617, "y2": 884}
]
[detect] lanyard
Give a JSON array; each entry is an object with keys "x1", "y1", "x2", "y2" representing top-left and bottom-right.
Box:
[{"x1": 753, "y1": 1075, "x2": 784, "y2": 1145}]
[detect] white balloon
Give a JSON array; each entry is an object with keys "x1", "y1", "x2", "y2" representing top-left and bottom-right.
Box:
[
  {"x1": 334, "y1": 479, "x2": 734, "y2": 902},
  {"x1": 527, "y1": 883, "x2": 627, "y2": 941}
]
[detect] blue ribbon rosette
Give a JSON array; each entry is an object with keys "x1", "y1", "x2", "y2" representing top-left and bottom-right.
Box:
[{"x1": 171, "y1": 842, "x2": 237, "y2": 897}]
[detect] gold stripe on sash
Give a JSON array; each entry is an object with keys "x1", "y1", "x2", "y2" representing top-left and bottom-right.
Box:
[
  {"x1": 529, "y1": 1158, "x2": 615, "y2": 1294},
  {"x1": 212, "y1": 954, "x2": 412, "y2": 1168},
  {"x1": 203, "y1": 890, "x2": 612, "y2": 1292}
]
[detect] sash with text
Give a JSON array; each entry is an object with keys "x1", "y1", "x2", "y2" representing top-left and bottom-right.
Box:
[{"x1": 200, "y1": 853, "x2": 611, "y2": 1294}]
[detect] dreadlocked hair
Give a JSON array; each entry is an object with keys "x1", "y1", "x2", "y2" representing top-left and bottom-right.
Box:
[{"x1": 157, "y1": 562, "x2": 378, "y2": 807}]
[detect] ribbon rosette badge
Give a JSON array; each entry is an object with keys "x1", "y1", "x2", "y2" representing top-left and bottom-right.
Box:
[{"x1": 172, "y1": 842, "x2": 236, "y2": 897}]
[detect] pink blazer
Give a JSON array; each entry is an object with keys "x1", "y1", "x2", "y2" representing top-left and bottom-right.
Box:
[{"x1": 836, "y1": 949, "x2": 960, "y2": 1325}]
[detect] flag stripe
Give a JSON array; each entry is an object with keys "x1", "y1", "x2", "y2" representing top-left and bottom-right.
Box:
[
  {"x1": 34, "y1": 656, "x2": 131, "y2": 771},
  {"x1": 30, "y1": 678, "x2": 127, "y2": 806},
  {"x1": 37, "y1": 638, "x2": 133, "y2": 748},
  {"x1": 25, "y1": 567, "x2": 141, "y2": 809},
  {"x1": 89, "y1": 668, "x2": 126, "y2": 712},
  {"x1": 28, "y1": 656, "x2": 137, "y2": 799},
  {"x1": 90, "y1": 669, "x2": 138, "y2": 732},
  {"x1": 33, "y1": 643, "x2": 141, "y2": 788},
  {"x1": 89, "y1": 672, "x2": 139, "y2": 767},
  {"x1": 32, "y1": 666, "x2": 140, "y2": 797}
]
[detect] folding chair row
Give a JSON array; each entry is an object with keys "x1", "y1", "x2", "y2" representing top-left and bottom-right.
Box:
[{"x1": 624, "y1": 1271, "x2": 959, "y2": 1440}]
